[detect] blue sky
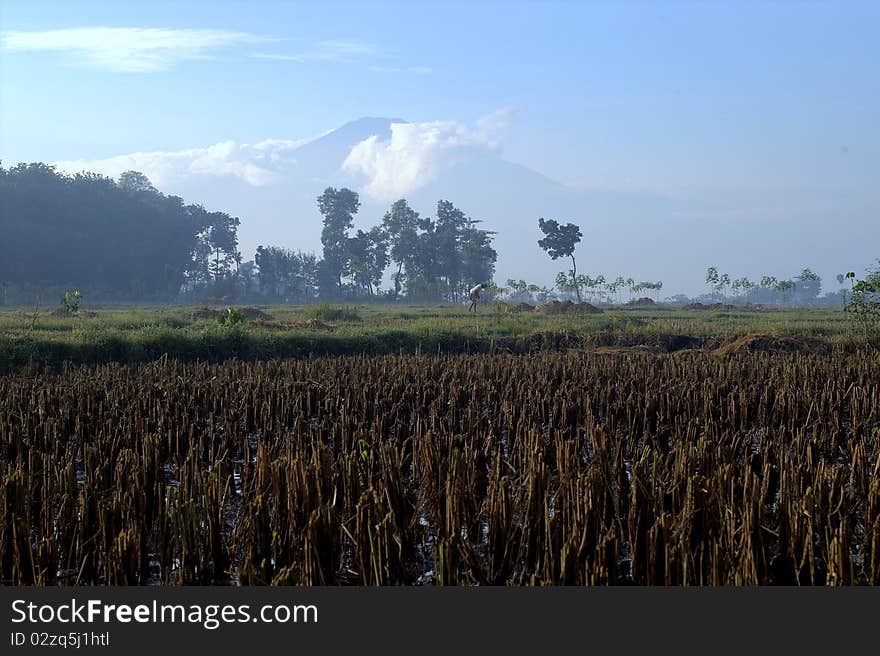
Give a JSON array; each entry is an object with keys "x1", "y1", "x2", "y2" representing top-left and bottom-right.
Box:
[
  {"x1": 2, "y1": 1, "x2": 879, "y2": 292},
  {"x1": 3, "y1": 1, "x2": 877, "y2": 189}
]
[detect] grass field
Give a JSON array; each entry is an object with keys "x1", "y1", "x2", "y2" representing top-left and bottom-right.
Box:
[{"x1": 0, "y1": 301, "x2": 864, "y2": 370}]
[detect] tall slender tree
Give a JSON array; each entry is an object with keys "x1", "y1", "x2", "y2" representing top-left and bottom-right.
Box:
[
  {"x1": 346, "y1": 227, "x2": 389, "y2": 296},
  {"x1": 317, "y1": 187, "x2": 360, "y2": 297},
  {"x1": 381, "y1": 199, "x2": 421, "y2": 299},
  {"x1": 538, "y1": 218, "x2": 583, "y2": 302}
]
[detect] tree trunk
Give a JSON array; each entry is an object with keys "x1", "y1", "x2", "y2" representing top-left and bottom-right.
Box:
[
  {"x1": 394, "y1": 262, "x2": 403, "y2": 299},
  {"x1": 571, "y1": 255, "x2": 581, "y2": 303}
]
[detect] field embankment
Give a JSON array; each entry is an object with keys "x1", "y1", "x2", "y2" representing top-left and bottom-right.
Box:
[{"x1": 0, "y1": 304, "x2": 867, "y2": 370}]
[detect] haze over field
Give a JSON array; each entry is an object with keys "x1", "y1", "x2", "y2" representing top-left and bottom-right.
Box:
[{"x1": 2, "y1": 1, "x2": 878, "y2": 295}]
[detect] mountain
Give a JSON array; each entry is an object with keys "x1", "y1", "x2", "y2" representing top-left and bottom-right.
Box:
[{"x1": 291, "y1": 117, "x2": 404, "y2": 180}]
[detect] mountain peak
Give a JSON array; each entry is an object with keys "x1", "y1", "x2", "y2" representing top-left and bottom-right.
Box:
[
  {"x1": 330, "y1": 116, "x2": 408, "y2": 141},
  {"x1": 285, "y1": 117, "x2": 408, "y2": 179},
  {"x1": 343, "y1": 116, "x2": 407, "y2": 128}
]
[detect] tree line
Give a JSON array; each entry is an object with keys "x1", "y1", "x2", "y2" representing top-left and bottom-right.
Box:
[
  {"x1": 0, "y1": 164, "x2": 497, "y2": 304},
  {"x1": 703, "y1": 266, "x2": 827, "y2": 306},
  {"x1": 1, "y1": 164, "x2": 241, "y2": 303},
  {"x1": 242, "y1": 190, "x2": 498, "y2": 302},
  {"x1": 0, "y1": 163, "x2": 869, "y2": 308}
]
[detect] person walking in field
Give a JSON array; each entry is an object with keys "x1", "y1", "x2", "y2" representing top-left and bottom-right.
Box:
[{"x1": 468, "y1": 282, "x2": 486, "y2": 312}]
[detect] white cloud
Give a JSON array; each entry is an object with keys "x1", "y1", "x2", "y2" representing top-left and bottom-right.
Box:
[
  {"x1": 1, "y1": 27, "x2": 264, "y2": 72},
  {"x1": 51, "y1": 136, "x2": 323, "y2": 187},
  {"x1": 48, "y1": 111, "x2": 516, "y2": 196},
  {"x1": 342, "y1": 110, "x2": 515, "y2": 200},
  {"x1": 250, "y1": 39, "x2": 379, "y2": 63}
]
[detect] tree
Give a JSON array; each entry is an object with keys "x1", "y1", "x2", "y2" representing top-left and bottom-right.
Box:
[
  {"x1": 839, "y1": 271, "x2": 856, "y2": 305},
  {"x1": 716, "y1": 273, "x2": 731, "y2": 300},
  {"x1": 435, "y1": 200, "x2": 468, "y2": 300},
  {"x1": 317, "y1": 187, "x2": 360, "y2": 297},
  {"x1": 631, "y1": 280, "x2": 662, "y2": 301},
  {"x1": 531, "y1": 285, "x2": 552, "y2": 303},
  {"x1": 736, "y1": 277, "x2": 755, "y2": 303},
  {"x1": 538, "y1": 218, "x2": 583, "y2": 302},
  {"x1": 459, "y1": 216, "x2": 497, "y2": 295},
  {"x1": 238, "y1": 260, "x2": 259, "y2": 297},
  {"x1": 118, "y1": 170, "x2": 158, "y2": 196},
  {"x1": 730, "y1": 276, "x2": 754, "y2": 303},
  {"x1": 346, "y1": 226, "x2": 389, "y2": 296},
  {"x1": 794, "y1": 267, "x2": 821, "y2": 304},
  {"x1": 760, "y1": 275, "x2": 777, "y2": 290},
  {"x1": 706, "y1": 267, "x2": 719, "y2": 299},
  {"x1": 583, "y1": 274, "x2": 606, "y2": 302},
  {"x1": 773, "y1": 279, "x2": 795, "y2": 306},
  {"x1": 604, "y1": 276, "x2": 627, "y2": 304},
  {"x1": 254, "y1": 246, "x2": 318, "y2": 301},
  {"x1": 507, "y1": 279, "x2": 529, "y2": 297},
  {"x1": 844, "y1": 262, "x2": 880, "y2": 341},
  {"x1": 200, "y1": 211, "x2": 241, "y2": 282},
  {"x1": 555, "y1": 272, "x2": 581, "y2": 299},
  {"x1": 380, "y1": 199, "x2": 495, "y2": 302},
  {"x1": 381, "y1": 199, "x2": 421, "y2": 299},
  {"x1": 408, "y1": 215, "x2": 439, "y2": 298},
  {"x1": 644, "y1": 280, "x2": 663, "y2": 301}
]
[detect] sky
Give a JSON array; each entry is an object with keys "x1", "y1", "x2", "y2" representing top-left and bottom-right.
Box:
[{"x1": 2, "y1": 0, "x2": 878, "y2": 293}]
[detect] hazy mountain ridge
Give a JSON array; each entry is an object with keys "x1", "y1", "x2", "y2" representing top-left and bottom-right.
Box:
[{"x1": 54, "y1": 116, "x2": 876, "y2": 295}]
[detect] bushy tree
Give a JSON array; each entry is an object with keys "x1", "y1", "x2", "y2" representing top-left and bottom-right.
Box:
[
  {"x1": 773, "y1": 279, "x2": 795, "y2": 305},
  {"x1": 317, "y1": 187, "x2": 360, "y2": 297},
  {"x1": 381, "y1": 199, "x2": 496, "y2": 301},
  {"x1": 381, "y1": 199, "x2": 421, "y2": 298},
  {"x1": 346, "y1": 227, "x2": 389, "y2": 296},
  {"x1": 845, "y1": 262, "x2": 880, "y2": 340},
  {"x1": 794, "y1": 267, "x2": 822, "y2": 304},
  {"x1": 254, "y1": 246, "x2": 318, "y2": 302}
]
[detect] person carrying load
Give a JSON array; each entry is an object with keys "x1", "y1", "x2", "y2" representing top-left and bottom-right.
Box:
[{"x1": 468, "y1": 282, "x2": 486, "y2": 312}]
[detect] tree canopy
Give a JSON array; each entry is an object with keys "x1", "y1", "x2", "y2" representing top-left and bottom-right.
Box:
[
  {"x1": 0, "y1": 163, "x2": 240, "y2": 302},
  {"x1": 0, "y1": 166, "x2": 498, "y2": 305}
]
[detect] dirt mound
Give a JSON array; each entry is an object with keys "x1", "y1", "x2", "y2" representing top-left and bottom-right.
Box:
[
  {"x1": 594, "y1": 345, "x2": 657, "y2": 355},
  {"x1": 292, "y1": 319, "x2": 335, "y2": 332},
  {"x1": 191, "y1": 306, "x2": 221, "y2": 320},
  {"x1": 683, "y1": 302, "x2": 737, "y2": 311},
  {"x1": 712, "y1": 333, "x2": 829, "y2": 357},
  {"x1": 534, "y1": 300, "x2": 602, "y2": 314},
  {"x1": 238, "y1": 306, "x2": 272, "y2": 319},
  {"x1": 518, "y1": 302, "x2": 536, "y2": 312},
  {"x1": 626, "y1": 297, "x2": 656, "y2": 306},
  {"x1": 192, "y1": 306, "x2": 271, "y2": 320},
  {"x1": 50, "y1": 308, "x2": 96, "y2": 317}
]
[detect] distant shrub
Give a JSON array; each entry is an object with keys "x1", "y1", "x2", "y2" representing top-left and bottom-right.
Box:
[
  {"x1": 845, "y1": 266, "x2": 880, "y2": 341},
  {"x1": 61, "y1": 290, "x2": 82, "y2": 315},
  {"x1": 216, "y1": 307, "x2": 247, "y2": 327},
  {"x1": 301, "y1": 303, "x2": 361, "y2": 322}
]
